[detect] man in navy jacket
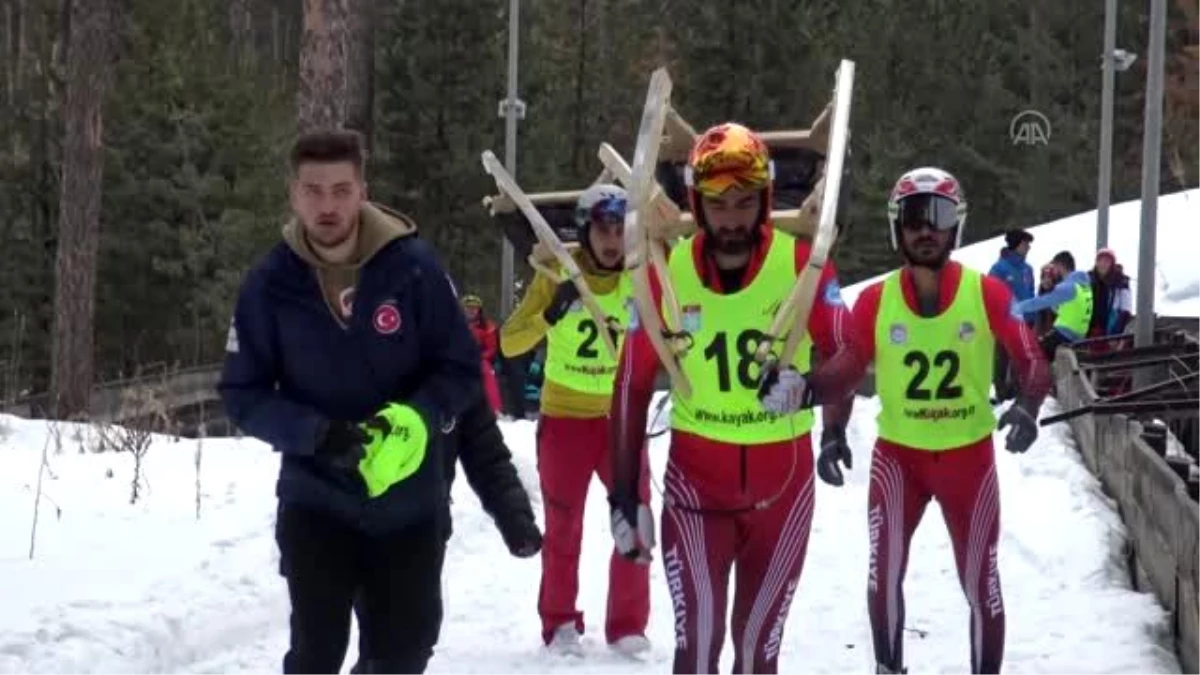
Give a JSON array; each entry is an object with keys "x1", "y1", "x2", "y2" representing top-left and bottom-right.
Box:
[{"x1": 218, "y1": 130, "x2": 480, "y2": 674}]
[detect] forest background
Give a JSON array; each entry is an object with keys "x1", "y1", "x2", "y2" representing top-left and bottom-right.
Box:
[{"x1": 0, "y1": 0, "x2": 1196, "y2": 416}]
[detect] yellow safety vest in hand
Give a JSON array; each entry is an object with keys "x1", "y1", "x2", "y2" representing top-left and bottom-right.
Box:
[{"x1": 358, "y1": 403, "x2": 429, "y2": 498}]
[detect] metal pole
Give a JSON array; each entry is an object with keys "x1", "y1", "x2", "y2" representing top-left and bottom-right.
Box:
[
  {"x1": 499, "y1": 0, "x2": 520, "y2": 319},
  {"x1": 1096, "y1": 0, "x2": 1117, "y2": 250},
  {"x1": 1134, "y1": 0, "x2": 1166, "y2": 354}
]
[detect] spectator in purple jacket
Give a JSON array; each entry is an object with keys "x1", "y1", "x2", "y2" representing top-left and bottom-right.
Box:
[{"x1": 1089, "y1": 248, "x2": 1133, "y2": 337}]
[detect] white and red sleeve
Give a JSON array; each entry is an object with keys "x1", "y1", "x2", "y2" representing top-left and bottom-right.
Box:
[{"x1": 806, "y1": 279, "x2": 880, "y2": 406}]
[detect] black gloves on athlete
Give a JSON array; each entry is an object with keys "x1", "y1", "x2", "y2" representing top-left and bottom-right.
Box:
[
  {"x1": 817, "y1": 424, "x2": 853, "y2": 486},
  {"x1": 996, "y1": 399, "x2": 1039, "y2": 453},
  {"x1": 542, "y1": 281, "x2": 581, "y2": 326}
]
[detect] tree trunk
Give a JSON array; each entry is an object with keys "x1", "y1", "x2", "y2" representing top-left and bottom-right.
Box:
[
  {"x1": 4, "y1": 0, "x2": 18, "y2": 108},
  {"x1": 49, "y1": 0, "x2": 115, "y2": 419},
  {"x1": 344, "y1": 0, "x2": 374, "y2": 152},
  {"x1": 568, "y1": 0, "x2": 590, "y2": 175},
  {"x1": 229, "y1": 0, "x2": 255, "y2": 72},
  {"x1": 297, "y1": 0, "x2": 349, "y2": 132}
]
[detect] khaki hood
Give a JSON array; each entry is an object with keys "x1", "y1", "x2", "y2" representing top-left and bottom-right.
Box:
[
  {"x1": 282, "y1": 202, "x2": 419, "y2": 269},
  {"x1": 282, "y1": 203, "x2": 420, "y2": 327}
]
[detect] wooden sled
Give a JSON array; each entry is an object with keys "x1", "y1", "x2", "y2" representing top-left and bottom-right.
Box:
[
  {"x1": 618, "y1": 61, "x2": 856, "y2": 396},
  {"x1": 637, "y1": 97, "x2": 837, "y2": 243}
]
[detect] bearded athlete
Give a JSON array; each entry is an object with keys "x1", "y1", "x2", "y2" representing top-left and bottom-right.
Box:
[
  {"x1": 608, "y1": 122, "x2": 855, "y2": 674},
  {"x1": 781, "y1": 167, "x2": 1051, "y2": 674},
  {"x1": 499, "y1": 183, "x2": 650, "y2": 657}
]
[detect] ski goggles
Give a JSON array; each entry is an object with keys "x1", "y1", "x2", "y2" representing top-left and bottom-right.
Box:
[
  {"x1": 688, "y1": 152, "x2": 772, "y2": 197},
  {"x1": 891, "y1": 194, "x2": 963, "y2": 232},
  {"x1": 588, "y1": 197, "x2": 627, "y2": 225}
]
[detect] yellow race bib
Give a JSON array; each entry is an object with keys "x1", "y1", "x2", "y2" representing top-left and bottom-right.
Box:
[
  {"x1": 543, "y1": 273, "x2": 633, "y2": 396},
  {"x1": 874, "y1": 267, "x2": 996, "y2": 450},
  {"x1": 667, "y1": 231, "x2": 815, "y2": 445}
]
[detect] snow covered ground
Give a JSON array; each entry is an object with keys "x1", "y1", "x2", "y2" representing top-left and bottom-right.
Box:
[
  {"x1": 842, "y1": 188, "x2": 1200, "y2": 319},
  {"x1": 0, "y1": 396, "x2": 1182, "y2": 674}
]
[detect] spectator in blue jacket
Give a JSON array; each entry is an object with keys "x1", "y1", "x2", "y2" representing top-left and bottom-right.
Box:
[
  {"x1": 987, "y1": 229, "x2": 1035, "y2": 400},
  {"x1": 218, "y1": 130, "x2": 481, "y2": 674},
  {"x1": 1015, "y1": 250, "x2": 1095, "y2": 360},
  {"x1": 989, "y1": 229, "x2": 1036, "y2": 321}
]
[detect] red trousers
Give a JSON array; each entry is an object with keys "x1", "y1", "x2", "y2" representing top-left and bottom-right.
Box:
[
  {"x1": 659, "y1": 431, "x2": 816, "y2": 674},
  {"x1": 480, "y1": 360, "x2": 503, "y2": 414},
  {"x1": 867, "y1": 439, "x2": 1005, "y2": 674},
  {"x1": 535, "y1": 415, "x2": 650, "y2": 644}
]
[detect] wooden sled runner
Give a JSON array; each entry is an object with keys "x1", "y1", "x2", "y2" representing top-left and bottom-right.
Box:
[{"x1": 618, "y1": 60, "x2": 856, "y2": 396}]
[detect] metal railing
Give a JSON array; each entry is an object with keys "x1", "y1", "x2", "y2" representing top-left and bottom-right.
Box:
[
  {"x1": 1, "y1": 363, "x2": 224, "y2": 423},
  {"x1": 1048, "y1": 333, "x2": 1198, "y2": 673}
]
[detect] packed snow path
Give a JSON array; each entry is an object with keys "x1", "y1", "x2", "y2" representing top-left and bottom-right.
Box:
[{"x1": 0, "y1": 395, "x2": 1181, "y2": 674}]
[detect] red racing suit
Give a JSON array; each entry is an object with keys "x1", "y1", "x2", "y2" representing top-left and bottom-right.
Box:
[
  {"x1": 808, "y1": 261, "x2": 1051, "y2": 674},
  {"x1": 610, "y1": 226, "x2": 855, "y2": 674}
]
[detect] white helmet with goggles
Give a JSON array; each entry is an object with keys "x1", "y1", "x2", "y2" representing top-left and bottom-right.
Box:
[{"x1": 886, "y1": 167, "x2": 968, "y2": 250}]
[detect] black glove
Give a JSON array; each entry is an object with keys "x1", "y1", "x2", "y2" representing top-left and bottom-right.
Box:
[
  {"x1": 817, "y1": 425, "x2": 853, "y2": 487},
  {"x1": 499, "y1": 515, "x2": 543, "y2": 558},
  {"x1": 997, "y1": 401, "x2": 1038, "y2": 453},
  {"x1": 542, "y1": 281, "x2": 581, "y2": 326},
  {"x1": 314, "y1": 420, "x2": 372, "y2": 472}
]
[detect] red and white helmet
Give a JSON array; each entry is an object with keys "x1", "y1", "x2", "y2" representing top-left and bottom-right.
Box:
[
  {"x1": 685, "y1": 122, "x2": 775, "y2": 231},
  {"x1": 886, "y1": 167, "x2": 968, "y2": 250}
]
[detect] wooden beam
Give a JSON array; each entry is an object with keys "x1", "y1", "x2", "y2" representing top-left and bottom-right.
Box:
[
  {"x1": 530, "y1": 240, "x2": 580, "y2": 265},
  {"x1": 660, "y1": 101, "x2": 833, "y2": 160},
  {"x1": 483, "y1": 189, "x2": 583, "y2": 215},
  {"x1": 660, "y1": 107, "x2": 698, "y2": 161}
]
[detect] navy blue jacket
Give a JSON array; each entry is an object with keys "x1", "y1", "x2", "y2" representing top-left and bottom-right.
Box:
[{"x1": 218, "y1": 235, "x2": 481, "y2": 534}]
